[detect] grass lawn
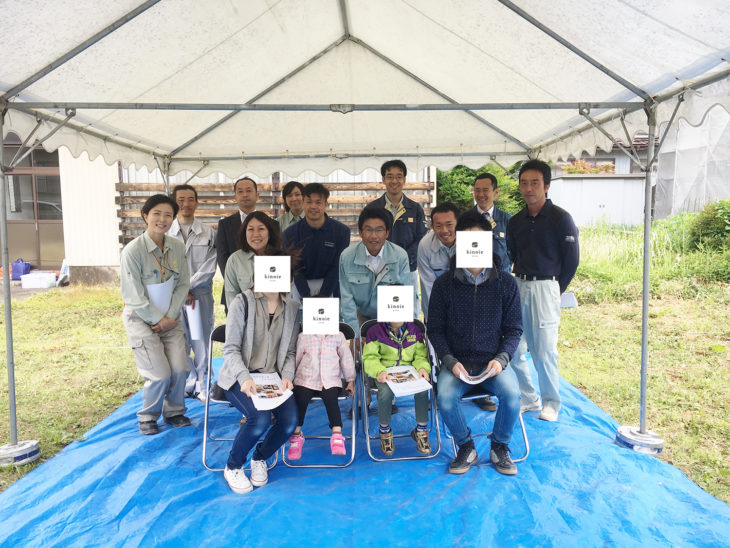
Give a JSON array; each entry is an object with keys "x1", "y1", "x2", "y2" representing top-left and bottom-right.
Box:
[{"x1": 1, "y1": 279, "x2": 729, "y2": 503}]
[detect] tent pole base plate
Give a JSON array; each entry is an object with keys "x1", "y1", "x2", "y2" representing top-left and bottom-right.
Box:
[
  {"x1": 0, "y1": 440, "x2": 41, "y2": 466},
  {"x1": 615, "y1": 425, "x2": 664, "y2": 455}
]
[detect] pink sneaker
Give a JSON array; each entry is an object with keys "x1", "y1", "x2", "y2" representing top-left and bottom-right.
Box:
[
  {"x1": 287, "y1": 433, "x2": 305, "y2": 460},
  {"x1": 330, "y1": 433, "x2": 346, "y2": 456}
]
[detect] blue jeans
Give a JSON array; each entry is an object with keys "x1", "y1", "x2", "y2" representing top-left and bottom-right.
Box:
[
  {"x1": 224, "y1": 382, "x2": 298, "y2": 469},
  {"x1": 437, "y1": 364, "x2": 520, "y2": 447}
]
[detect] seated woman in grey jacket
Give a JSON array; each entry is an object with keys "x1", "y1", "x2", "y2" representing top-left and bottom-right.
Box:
[{"x1": 217, "y1": 250, "x2": 300, "y2": 494}]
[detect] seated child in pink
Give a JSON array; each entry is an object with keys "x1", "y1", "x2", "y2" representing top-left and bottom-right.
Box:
[{"x1": 288, "y1": 331, "x2": 356, "y2": 458}]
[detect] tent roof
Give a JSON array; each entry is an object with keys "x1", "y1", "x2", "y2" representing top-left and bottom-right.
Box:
[{"x1": 1, "y1": 0, "x2": 729, "y2": 177}]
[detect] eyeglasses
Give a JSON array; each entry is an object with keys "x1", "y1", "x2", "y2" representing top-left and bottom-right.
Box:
[
  {"x1": 384, "y1": 175, "x2": 405, "y2": 182},
  {"x1": 361, "y1": 227, "x2": 387, "y2": 235}
]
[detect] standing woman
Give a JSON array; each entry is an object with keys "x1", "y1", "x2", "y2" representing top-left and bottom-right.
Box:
[
  {"x1": 218, "y1": 251, "x2": 300, "y2": 494},
  {"x1": 120, "y1": 194, "x2": 191, "y2": 435},
  {"x1": 275, "y1": 180, "x2": 305, "y2": 231}
]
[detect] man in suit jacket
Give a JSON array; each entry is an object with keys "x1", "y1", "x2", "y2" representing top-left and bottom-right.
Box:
[
  {"x1": 215, "y1": 176, "x2": 259, "y2": 308},
  {"x1": 469, "y1": 172, "x2": 512, "y2": 274}
]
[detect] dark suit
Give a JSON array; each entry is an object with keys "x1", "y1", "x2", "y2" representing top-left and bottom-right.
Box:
[
  {"x1": 215, "y1": 212, "x2": 242, "y2": 306},
  {"x1": 469, "y1": 204, "x2": 512, "y2": 274}
]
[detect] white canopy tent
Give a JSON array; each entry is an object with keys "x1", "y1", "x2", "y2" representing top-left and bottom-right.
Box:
[{"x1": 1, "y1": 0, "x2": 729, "y2": 457}]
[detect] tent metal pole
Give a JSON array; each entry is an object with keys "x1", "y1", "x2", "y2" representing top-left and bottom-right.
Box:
[
  {"x1": 338, "y1": 0, "x2": 351, "y2": 37},
  {"x1": 579, "y1": 108, "x2": 644, "y2": 167},
  {"x1": 9, "y1": 118, "x2": 42, "y2": 167},
  {"x1": 650, "y1": 94, "x2": 684, "y2": 166},
  {"x1": 619, "y1": 115, "x2": 641, "y2": 162},
  {"x1": 8, "y1": 110, "x2": 76, "y2": 170},
  {"x1": 1, "y1": 0, "x2": 161, "y2": 100},
  {"x1": 170, "y1": 150, "x2": 527, "y2": 162},
  {"x1": 181, "y1": 161, "x2": 209, "y2": 184},
  {"x1": 498, "y1": 0, "x2": 650, "y2": 100}
]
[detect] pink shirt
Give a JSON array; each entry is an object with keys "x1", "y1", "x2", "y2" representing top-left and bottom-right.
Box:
[{"x1": 294, "y1": 333, "x2": 356, "y2": 390}]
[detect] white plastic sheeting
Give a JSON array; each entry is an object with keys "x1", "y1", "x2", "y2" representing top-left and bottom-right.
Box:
[{"x1": 1, "y1": 0, "x2": 729, "y2": 177}]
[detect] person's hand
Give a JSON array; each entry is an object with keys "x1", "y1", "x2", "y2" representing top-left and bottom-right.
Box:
[
  {"x1": 151, "y1": 316, "x2": 176, "y2": 333},
  {"x1": 241, "y1": 379, "x2": 257, "y2": 397},
  {"x1": 418, "y1": 368, "x2": 431, "y2": 380},
  {"x1": 282, "y1": 378, "x2": 293, "y2": 391},
  {"x1": 185, "y1": 293, "x2": 195, "y2": 307},
  {"x1": 452, "y1": 362, "x2": 468, "y2": 379},
  {"x1": 485, "y1": 360, "x2": 503, "y2": 377},
  {"x1": 376, "y1": 371, "x2": 391, "y2": 384},
  {"x1": 345, "y1": 380, "x2": 355, "y2": 396}
]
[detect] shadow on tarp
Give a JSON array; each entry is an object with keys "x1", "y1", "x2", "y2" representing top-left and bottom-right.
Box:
[{"x1": 0, "y1": 358, "x2": 728, "y2": 547}]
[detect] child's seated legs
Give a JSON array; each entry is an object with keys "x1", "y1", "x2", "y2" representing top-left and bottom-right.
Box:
[
  {"x1": 375, "y1": 380, "x2": 395, "y2": 455},
  {"x1": 411, "y1": 390, "x2": 431, "y2": 454}
]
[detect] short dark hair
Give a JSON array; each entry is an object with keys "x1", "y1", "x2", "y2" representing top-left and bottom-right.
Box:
[
  {"x1": 380, "y1": 159, "x2": 407, "y2": 178},
  {"x1": 302, "y1": 182, "x2": 330, "y2": 201},
  {"x1": 455, "y1": 209, "x2": 492, "y2": 232},
  {"x1": 358, "y1": 205, "x2": 393, "y2": 232},
  {"x1": 519, "y1": 159, "x2": 551, "y2": 186},
  {"x1": 430, "y1": 202, "x2": 461, "y2": 223},
  {"x1": 238, "y1": 211, "x2": 282, "y2": 253},
  {"x1": 141, "y1": 194, "x2": 178, "y2": 220},
  {"x1": 281, "y1": 181, "x2": 304, "y2": 212},
  {"x1": 474, "y1": 173, "x2": 498, "y2": 190},
  {"x1": 234, "y1": 176, "x2": 257, "y2": 193},
  {"x1": 171, "y1": 183, "x2": 198, "y2": 202}
]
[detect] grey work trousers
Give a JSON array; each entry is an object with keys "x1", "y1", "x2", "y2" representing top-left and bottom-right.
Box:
[{"x1": 123, "y1": 308, "x2": 188, "y2": 422}]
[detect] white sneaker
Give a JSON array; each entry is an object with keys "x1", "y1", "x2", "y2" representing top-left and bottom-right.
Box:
[
  {"x1": 250, "y1": 459, "x2": 268, "y2": 487},
  {"x1": 224, "y1": 466, "x2": 252, "y2": 494},
  {"x1": 197, "y1": 391, "x2": 207, "y2": 403},
  {"x1": 539, "y1": 406, "x2": 559, "y2": 422},
  {"x1": 520, "y1": 397, "x2": 542, "y2": 413}
]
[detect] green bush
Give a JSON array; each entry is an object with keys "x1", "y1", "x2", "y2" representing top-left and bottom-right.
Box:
[
  {"x1": 688, "y1": 199, "x2": 730, "y2": 251},
  {"x1": 436, "y1": 162, "x2": 524, "y2": 213}
]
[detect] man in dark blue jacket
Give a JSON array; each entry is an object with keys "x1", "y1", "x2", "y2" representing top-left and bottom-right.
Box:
[
  {"x1": 369, "y1": 159, "x2": 427, "y2": 315},
  {"x1": 428, "y1": 210, "x2": 523, "y2": 476},
  {"x1": 468, "y1": 172, "x2": 512, "y2": 274},
  {"x1": 282, "y1": 183, "x2": 351, "y2": 299}
]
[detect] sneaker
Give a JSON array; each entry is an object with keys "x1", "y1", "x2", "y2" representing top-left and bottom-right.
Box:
[
  {"x1": 209, "y1": 382, "x2": 228, "y2": 404},
  {"x1": 330, "y1": 433, "x2": 346, "y2": 456},
  {"x1": 287, "y1": 433, "x2": 305, "y2": 460},
  {"x1": 250, "y1": 459, "x2": 268, "y2": 487},
  {"x1": 224, "y1": 466, "x2": 253, "y2": 494},
  {"x1": 490, "y1": 441, "x2": 517, "y2": 475},
  {"x1": 449, "y1": 439, "x2": 477, "y2": 474},
  {"x1": 410, "y1": 427, "x2": 431, "y2": 455},
  {"x1": 539, "y1": 406, "x2": 559, "y2": 422},
  {"x1": 520, "y1": 396, "x2": 542, "y2": 413},
  {"x1": 138, "y1": 420, "x2": 158, "y2": 435},
  {"x1": 185, "y1": 390, "x2": 198, "y2": 399},
  {"x1": 379, "y1": 429, "x2": 394, "y2": 456},
  {"x1": 197, "y1": 391, "x2": 207, "y2": 403},
  {"x1": 163, "y1": 415, "x2": 191, "y2": 428},
  {"x1": 475, "y1": 396, "x2": 497, "y2": 412}
]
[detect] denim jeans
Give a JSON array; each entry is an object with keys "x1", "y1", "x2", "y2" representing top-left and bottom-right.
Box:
[
  {"x1": 437, "y1": 364, "x2": 520, "y2": 446},
  {"x1": 510, "y1": 278, "x2": 562, "y2": 411},
  {"x1": 224, "y1": 382, "x2": 298, "y2": 469}
]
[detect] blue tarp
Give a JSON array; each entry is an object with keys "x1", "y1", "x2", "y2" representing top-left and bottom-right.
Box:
[{"x1": 0, "y1": 359, "x2": 728, "y2": 547}]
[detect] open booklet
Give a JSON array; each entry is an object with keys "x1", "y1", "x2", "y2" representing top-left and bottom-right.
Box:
[
  {"x1": 249, "y1": 372, "x2": 293, "y2": 411},
  {"x1": 385, "y1": 365, "x2": 432, "y2": 397},
  {"x1": 459, "y1": 366, "x2": 497, "y2": 385}
]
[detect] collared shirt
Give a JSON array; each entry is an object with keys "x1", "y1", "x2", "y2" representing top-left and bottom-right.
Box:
[
  {"x1": 384, "y1": 194, "x2": 405, "y2": 221},
  {"x1": 476, "y1": 204, "x2": 495, "y2": 223},
  {"x1": 224, "y1": 249, "x2": 255, "y2": 306},
  {"x1": 120, "y1": 232, "x2": 190, "y2": 324},
  {"x1": 462, "y1": 267, "x2": 491, "y2": 286},
  {"x1": 417, "y1": 230, "x2": 456, "y2": 320},
  {"x1": 276, "y1": 210, "x2": 305, "y2": 232},
  {"x1": 239, "y1": 210, "x2": 248, "y2": 223},
  {"x1": 365, "y1": 246, "x2": 385, "y2": 274},
  {"x1": 370, "y1": 194, "x2": 427, "y2": 272},
  {"x1": 507, "y1": 199, "x2": 580, "y2": 293},
  {"x1": 168, "y1": 218, "x2": 216, "y2": 291}
]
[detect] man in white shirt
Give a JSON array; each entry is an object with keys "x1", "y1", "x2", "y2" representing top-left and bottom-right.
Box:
[{"x1": 169, "y1": 184, "x2": 217, "y2": 401}]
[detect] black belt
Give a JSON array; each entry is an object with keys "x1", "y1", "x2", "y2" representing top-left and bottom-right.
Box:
[{"x1": 514, "y1": 273, "x2": 557, "y2": 281}]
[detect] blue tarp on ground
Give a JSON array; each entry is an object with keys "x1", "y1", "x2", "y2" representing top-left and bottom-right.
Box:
[{"x1": 0, "y1": 358, "x2": 728, "y2": 547}]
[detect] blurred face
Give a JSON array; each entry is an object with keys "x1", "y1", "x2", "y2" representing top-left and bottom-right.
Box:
[
  {"x1": 246, "y1": 218, "x2": 270, "y2": 255},
  {"x1": 143, "y1": 203, "x2": 175, "y2": 237},
  {"x1": 304, "y1": 192, "x2": 327, "y2": 224},
  {"x1": 235, "y1": 179, "x2": 258, "y2": 213},
  {"x1": 473, "y1": 178, "x2": 499, "y2": 212},
  {"x1": 432, "y1": 211, "x2": 457, "y2": 247},
  {"x1": 519, "y1": 169, "x2": 549, "y2": 209},
  {"x1": 382, "y1": 166, "x2": 405, "y2": 199},
  {"x1": 285, "y1": 187, "x2": 303, "y2": 215},
  {"x1": 361, "y1": 217, "x2": 389, "y2": 256},
  {"x1": 175, "y1": 189, "x2": 198, "y2": 221}
]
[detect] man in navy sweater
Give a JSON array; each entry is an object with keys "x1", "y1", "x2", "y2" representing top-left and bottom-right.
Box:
[{"x1": 428, "y1": 210, "x2": 523, "y2": 476}]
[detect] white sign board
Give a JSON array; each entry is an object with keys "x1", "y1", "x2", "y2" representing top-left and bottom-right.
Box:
[
  {"x1": 302, "y1": 298, "x2": 340, "y2": 334},
  {"x1": 456, "y1": 231, "x2": 492, "y2": 269},
  {"x1": 377, "y1": 285, "x2": 413, "y2": 322},
  {"x1": 253, "y1": 255, "x2": 291, "y2": 293}
]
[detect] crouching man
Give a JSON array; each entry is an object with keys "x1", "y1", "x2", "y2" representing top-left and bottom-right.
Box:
[{"x1": 427, "y1": 210, "x2": 523, "y2": 475}]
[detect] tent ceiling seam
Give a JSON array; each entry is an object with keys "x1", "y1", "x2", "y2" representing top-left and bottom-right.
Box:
[{"x1": 338, "y1": 0, "x2": 351, "y2": 38}]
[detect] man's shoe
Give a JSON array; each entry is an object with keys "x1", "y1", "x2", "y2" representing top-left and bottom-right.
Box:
[
  {"x1": 209, "y1": 382, "x2": 228, "y2": 403},
  {"x1": 163, "y1": 415, "x2": 191, "y2": 428},
  {"x1": 379, "y1": 430, "x2": 394, "y2": 456},
  {"x1": 520, "y1": 396, "x2": 542, "y2": 413},
  {"x1": 410, "y1": 427, "x2": 431, "y2": 455},
  {"x1": 224, "y1": 466, "x2": 253, "y2": 494},
  {"x1": 449, "y1": 440, "x2": 477, "y2": 474},
  {"x1": 475, "y1": 396, "x2": 497, "y2": 412},
  {"x1": 490, "y1": 441, "x2": 517, "y2": 475},
  {"x1": 539, "y1": 406, "x2": 559, "y2": 422},
  {"x1": 138, "y1": 420, "x2": 158, "y2": 435},
  {"x1": 250, "y1": 459, "x2": 268, "y2": 487}
]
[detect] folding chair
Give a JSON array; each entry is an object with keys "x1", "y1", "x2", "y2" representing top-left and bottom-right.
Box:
[
  {"x1": 360, "y1": 319, "x2": 441, "y2": 462},
  {"x1": 282, "y1": 322, "x2": 359, "y2": 468},
  {"x1": 201, "y1": 324, "x2": 277, "y2": 472}
]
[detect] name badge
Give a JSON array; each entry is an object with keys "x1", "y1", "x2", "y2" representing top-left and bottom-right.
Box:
[{"x1": 408, "y1": 217, "x2": 413, "y2": 223}]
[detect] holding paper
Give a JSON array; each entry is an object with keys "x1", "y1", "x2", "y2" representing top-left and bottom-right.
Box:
[
  {"x1": 249, "y1": 372, "x2": 294, "y2": 411},
  {"x1": 385, "y1": 365, "x2": 432, "y2": 397}
]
